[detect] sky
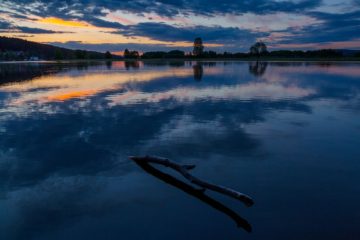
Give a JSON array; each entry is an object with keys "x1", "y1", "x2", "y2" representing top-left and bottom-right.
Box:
[{"x1": 0, "y1": 0, "x2": 360, "y2": 53}]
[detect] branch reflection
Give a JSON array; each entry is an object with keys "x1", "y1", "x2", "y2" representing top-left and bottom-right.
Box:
[{"x1": 134, "y1": 160, "x2": 252, "y2": 232}]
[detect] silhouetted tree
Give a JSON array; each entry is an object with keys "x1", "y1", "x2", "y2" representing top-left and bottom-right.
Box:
[
  {"x1": 105, "y1": 51, "x2": 112, "y2": 59},
  {"x1": 193, "y1": 37, "x2": 204, "y2": 57},
  {"x1": 250, "y1": 42, "x2": 268, "y2": 57},
  {"x1": 124, "y1": 49, "x2": 139, "y2": 59},
  {"x1": 131, "y1": 51, "x2": 140, "y2": 59},
  {"x1": 124, "y1": 49, "x2": 130, "y2": 58}
]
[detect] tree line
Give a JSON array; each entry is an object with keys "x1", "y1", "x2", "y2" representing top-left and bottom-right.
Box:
[
  {"x1": 1, "y1": 36, "x2": 359, "y2": 61},
  {"x1": 124, "y1": 39, "x2": 351, "y2": 59}
]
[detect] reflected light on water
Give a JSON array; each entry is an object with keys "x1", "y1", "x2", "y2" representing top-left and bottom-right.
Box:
[
  {"x1": 107, "y1": 83, "x2": 314, "y2": 106},
  {"x1": 0, "y1": 61, "x2": 321, "y2": 109},
  {"x1": 2, "y1": 66, "x2": 197, "y2": 105},
  {"x1": 1, "y1": 61, "x2": 360, "y2": 240}
]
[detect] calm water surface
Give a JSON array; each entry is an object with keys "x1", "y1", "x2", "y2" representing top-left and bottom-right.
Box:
[{"x1": 0, "y1": 61, "x2": 360, "y2": 240}]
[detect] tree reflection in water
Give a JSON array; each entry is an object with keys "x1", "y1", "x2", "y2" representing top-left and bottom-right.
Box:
[
  {"x1": 248, "y1": 61, "x2": 268, "y2": 77},
  {"x1": 193, "y1": 62, "x2": 203, "y2": 81},
  {"x1": 125, "y1": 61, "x2": 140, "y2": 70}
]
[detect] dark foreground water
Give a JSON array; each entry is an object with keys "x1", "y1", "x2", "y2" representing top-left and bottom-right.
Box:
[{"x1": 0, "y1": 61, "x2": 360, "y2": 240}]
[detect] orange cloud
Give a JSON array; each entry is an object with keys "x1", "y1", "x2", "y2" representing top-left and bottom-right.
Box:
[
  {"x1": 47, "y1": 89, "x2": 98, "y2": 101},
  {"x1": 38, "y1": 17, "x2": 90, "y2": 28}
]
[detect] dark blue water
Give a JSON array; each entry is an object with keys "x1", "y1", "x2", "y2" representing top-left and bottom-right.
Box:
[{"x1": 1, "y1": 61, "x2": 360, "y2": 240}]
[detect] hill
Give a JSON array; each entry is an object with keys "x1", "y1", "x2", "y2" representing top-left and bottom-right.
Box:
[{"x1": 0, "y1": 37, "x2": 113, "y2": 61}]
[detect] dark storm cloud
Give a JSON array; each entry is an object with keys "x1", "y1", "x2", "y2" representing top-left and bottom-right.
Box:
[
  {"x1": 2, "y1": 0, "x2": 323, "y2": 18},
  {"x1": 117, "y1": 22, "x2": 266, "y2": 43},
  {"x1": 0, "y1": 26, "x2": 69, "y2": 34},
  {"x1": 0, "y1": 20, "x2": 12, "y2": 29},
  {"x1": 0, "y1": 18, "x2": 69, "y2": 34},
  {"x1": 1, "y1": 0, "x2": 360, "y2": 50},
  {"x1": 87, "y1": 17, "x2": 125, "y2": 29},
  {"x1": 160, "y1": 0, "x2": 322, "y2": 16},
  {"x1": 1, "y1": 0, "x2": 322, "y2": 38},
  {"x1": 277, "y1": 10, "x2": 360, "y2": 44},
  {"x1": 17, "y1": 26, "x2": 69, "y2": 34}
]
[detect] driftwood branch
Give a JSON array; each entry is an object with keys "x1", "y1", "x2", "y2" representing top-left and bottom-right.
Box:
[
  {"x1": 129, "y1": 156, "x2": 254, "y2": 207},
  {"x1": 133, "y1": 159, "x2": 252, "y2": 232}
]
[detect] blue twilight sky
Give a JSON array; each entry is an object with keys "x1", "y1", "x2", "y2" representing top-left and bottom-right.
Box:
[{"x1": 0, "y1": 0, "x2": 359, "y2": 53}]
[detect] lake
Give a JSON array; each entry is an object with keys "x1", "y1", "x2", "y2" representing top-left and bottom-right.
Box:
[{"x1": 0, "y1": 61, "x2": 360, "y2": 240}]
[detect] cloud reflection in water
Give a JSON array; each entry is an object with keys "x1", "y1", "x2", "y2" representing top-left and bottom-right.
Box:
[{"x1": 1, "y1": 61, "x2": 360, "y2": 240}]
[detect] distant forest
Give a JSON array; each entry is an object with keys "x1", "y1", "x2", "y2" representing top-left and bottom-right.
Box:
[
  {"x1": 1, "y1": 36, "x2": 360, "y2": 61},
  {"x1": 0, "y1": 37, "x2": 113, "y2": 61},
  {"x1": 140, "y1": 48, "x2": 359, "y2": 59},
  {"x1": 140, "y1": 38, "x2": 360, "y2": 59}
]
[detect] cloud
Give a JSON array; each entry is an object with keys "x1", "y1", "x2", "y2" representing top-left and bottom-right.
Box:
[
  {"x1": 17, "y1": 26, "x2": 69, "y2": 34},
  {"x1": 117, "y1": 22, "x2": 266, "y2": 44},
  {"x1": 276, "y1": 10, "x2": 360, "y2": 45},
  {"x1": 1, "y1": 0, "x2": 360, "y2": 50},
  {"x1": 86, "y1": 17, "x2": 125, "y2": 29},
  {"x1": 2, "y1": 0, "x2": 323, "y2": 18},
  {"x1": 0, "y1": 18, "x2": 70, "y2": 34},
  {"x1": 0, "y1": 20, "x2": 12, "y2": 29}
]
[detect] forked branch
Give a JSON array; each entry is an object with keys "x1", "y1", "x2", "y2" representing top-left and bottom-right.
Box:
[
  {"x1": 129, "y1": 156, "x2": 254, "y2": 207},
  {"x1": 133, "y1": 159, "x2": 252, "y2": 231}
]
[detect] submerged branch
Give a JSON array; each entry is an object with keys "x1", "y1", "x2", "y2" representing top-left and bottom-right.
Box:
[
  {"x1": 129, "y1": 156, "x2": 254, "y2": 207},
  {"x1": 133, "y1": 159, "x2": 252, "y2": 232}
]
